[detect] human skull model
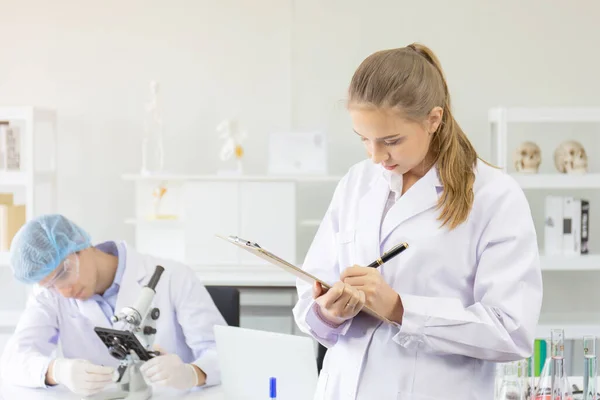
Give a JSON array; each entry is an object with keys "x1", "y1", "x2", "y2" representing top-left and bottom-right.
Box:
[
  {"x1": 514, "y1": 142, "x2": 541, "y2": 173},
  {"x1": 554, "y1": 140, "x2": 588, "y2": 174}
]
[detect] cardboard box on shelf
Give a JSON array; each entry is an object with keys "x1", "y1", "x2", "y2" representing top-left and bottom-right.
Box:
[
  {"x1": 0, "y1": 192, "x2": 26, "y2": 251},
  {"x1": 0, "y1": 193, "x2": 13, "y2": 205}
]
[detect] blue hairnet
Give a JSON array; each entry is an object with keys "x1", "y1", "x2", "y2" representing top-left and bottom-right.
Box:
[{"x1": 10, "y1": 214, "x2": 92, "y2": 284}]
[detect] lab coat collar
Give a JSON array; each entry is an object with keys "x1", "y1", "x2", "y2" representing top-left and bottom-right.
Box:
[
  {"x1": 113, "y1": 242, "x2": 151, "y2": 324},
  {"x1": 357, "y1": 165, "x2": 442, "y2": 257},
  {"x1": 379, "y1": 165, "x2": 442, "y2": 243},
  {"x1": 378, "y1": 163, "x2": 443, "y2": 192}
]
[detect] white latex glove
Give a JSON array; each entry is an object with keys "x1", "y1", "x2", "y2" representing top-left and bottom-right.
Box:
[
  {"x1": 140, "y1": 345, "x2": 199, "y2": 390},
  {"x1": 52, "y1": 358, "x2": 114, "y2": 396}
]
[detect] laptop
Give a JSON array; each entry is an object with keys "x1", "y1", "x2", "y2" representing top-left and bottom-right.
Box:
[{"x1": 214, "y1": 325, "x2": 319, "y2": 400}]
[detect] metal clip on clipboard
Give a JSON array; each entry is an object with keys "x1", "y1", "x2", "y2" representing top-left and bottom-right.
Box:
[{"x1": 216, "y1": 234, "x2": 392, "y2": 324}]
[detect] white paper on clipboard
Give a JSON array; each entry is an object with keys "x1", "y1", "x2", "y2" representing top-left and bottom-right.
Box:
[{"x1": 216, "y1": 234, "x2": 391, "y2": 324}]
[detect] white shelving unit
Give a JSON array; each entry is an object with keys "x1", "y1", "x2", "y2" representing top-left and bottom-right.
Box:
[
  {"x1": 122, "y1": 173, "x2": 342, "y2": 183},
  {"x1": 0, "y1": 106, "x2": 58, "y2": 354},
  {"x1": 489, "y1": 106, "x2": 600, "y2": 341},
  {"x1": 537, "y1": 324, "x2": 600, "y2": 340},
  {"x1": 122, "y1": 173, "x2": 341, "y2": 232},
  {"x1": 488, "y1": 107, "x2": 600, "y2": 124},
  {"x1": 0, "y1": 106, "x2": 58, "y2": 260},
  {"x1": 511, "y1": 173, "x2": 600, "y2": 189},
  {"x1": 124, "y1": 217, "x2": 184, "y2": 229},
  {"x1": 540, "y1": 254, "x2": 600, "y2": 271},
  {"x1": 489, "y1": 106, "x2": 600, "y2": 170}
]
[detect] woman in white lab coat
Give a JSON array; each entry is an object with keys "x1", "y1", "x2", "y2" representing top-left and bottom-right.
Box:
[
  {"x1": 0, "y1": 214, "x2": 227, "y2": 397},
  {"x1": 293, "y1": 43, "x2": 543, "y2": 400}
]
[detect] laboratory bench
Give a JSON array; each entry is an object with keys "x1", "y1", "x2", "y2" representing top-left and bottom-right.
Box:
[{"x1": 0, "y1": 382, "x2": 225, "y2": 399}]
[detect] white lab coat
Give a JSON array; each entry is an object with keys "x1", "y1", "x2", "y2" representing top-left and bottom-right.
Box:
[
  {"x1": 293, "y1": 160, "x2": 543, "y2": 400},
  {"x1": 0, "y1": 242, "x2": 227, "y2": 389}
]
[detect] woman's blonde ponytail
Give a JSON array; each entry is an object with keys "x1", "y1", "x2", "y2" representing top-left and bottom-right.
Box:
[{"x1": 349, "y1": 42, "x2": 480, "y2": 229}]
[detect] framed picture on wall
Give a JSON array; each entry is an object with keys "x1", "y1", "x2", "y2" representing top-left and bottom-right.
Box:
[{"x1": 267, "y1": 131, "x2": 327, "y2": 175}]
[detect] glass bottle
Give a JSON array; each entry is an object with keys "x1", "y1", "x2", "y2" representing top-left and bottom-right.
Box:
[
  {"x1": 141, "y1": 80, "x2": 165, "y2": 176},
  {"x1": 522, "y1": 357, "x2": 535, "y2": 400},
  {"x1": 497, "y1": 360, "x2": 525, "y2": 400}
]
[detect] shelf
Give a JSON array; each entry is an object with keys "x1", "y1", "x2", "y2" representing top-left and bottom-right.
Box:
[
  {"x1": 536, "y1": 313, "x2": 600, "y2": 339},
  {"x1": 540, "y1": 254, "x2": 600, "y2": 271},
  {"x1": 125, "y1": 218, "x2": 183, "y2": 229},
  {"x1": 0, "y1": 171, "x2": 29, "y2": 186},
  {"x1": 489, "y1": 107, "x2": 600, "y2": 123},
  {"x1": 122, "y1": 173, "x2": 343, "y2": 183},
  {"x1": 536, "y1": 323, "x2": 600, "y2": 340},
  {"x1": 0, "y1": 252, "x2": 9, "y2": 266},
  {"x1": 192, "y1": 264, "x2": 297, "y2": 287},
  {"x1": 0, "y1": 170, "x2": 55, "y2": 186},
  {"x1": 511, "y1": 173, "x2": 600, "y2": 189},
  {"x1": 0, "y1": 106, "x2": 55, "y2": 122}
]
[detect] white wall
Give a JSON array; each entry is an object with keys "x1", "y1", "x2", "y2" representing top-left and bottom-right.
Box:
[
  {"x1": 291, "y1": 0, "x2": 600, "y2": 170},
  {"x1": 1, "y1": 0, "x2": 600, "y2": 319},
  {"x1": 0, "y1": 0, "x2": 291, "y2": 243},
  {"x1": 2, "y1": 0, "x2": 598, "y2": 243}
]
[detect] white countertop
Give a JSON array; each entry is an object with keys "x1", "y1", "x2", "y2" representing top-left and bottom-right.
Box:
[
  {"x1": 0, "y1": 384, "x2": 224, "y2": 399},
  {"x1": 1, "y1": 376, "x2": 592, "y2": 399}
]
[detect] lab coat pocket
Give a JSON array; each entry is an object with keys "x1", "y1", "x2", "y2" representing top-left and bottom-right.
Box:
[
  {"x1": 335, "y1": 230, "x2": 356, "y2": 270},
  {"x1": 313, "y1": 372, "x2": 329, "y2": 400}
]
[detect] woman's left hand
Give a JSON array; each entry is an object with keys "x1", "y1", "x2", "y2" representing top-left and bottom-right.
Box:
[{"x1": 341, "y1": 266, "x2": 404, "y2": 324}]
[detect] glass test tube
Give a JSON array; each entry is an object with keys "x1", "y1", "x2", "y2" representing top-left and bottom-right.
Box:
[{"x1": 584, "y1": 336, "x2": 597, "y2": 400}]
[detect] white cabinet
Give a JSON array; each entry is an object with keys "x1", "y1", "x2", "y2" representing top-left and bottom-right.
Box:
[
  {"x1": 181, "y1": 180, "x2": 296, "y2": 266},
  {"x1": 128, "y1": 177, "x2": 300, "y2": 267},
  {"x1": 123, "y1": 173, "x2": 340, "y2": 335},
  {"x1": 238, "y1": 182, "x2": 296, "y2": 265},
  {"x1": 183, "y1": 181, "x2": 240, "y2": 265}
]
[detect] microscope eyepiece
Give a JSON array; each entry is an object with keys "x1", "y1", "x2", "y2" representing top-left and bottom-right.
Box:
[{"x1": 146, "y1": 265, "x2": 165, "y2": 291}]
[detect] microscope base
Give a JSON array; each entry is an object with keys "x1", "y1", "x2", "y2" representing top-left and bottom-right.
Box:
[
  {"x1": 84, "y1": 362, "x2": 152, "y2": 400},
  {"x1": 83, "y1": 387, "x2": 152, "y2": 400}
]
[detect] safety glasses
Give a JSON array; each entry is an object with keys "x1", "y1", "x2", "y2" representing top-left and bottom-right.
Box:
[{"x1": 40, "y1": 253, "x2": 80, "y2": 289}]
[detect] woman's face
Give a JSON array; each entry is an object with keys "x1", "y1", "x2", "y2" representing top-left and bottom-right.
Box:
[{"x1": 349, "y1": 107, "x2": 442, "y2": 175}]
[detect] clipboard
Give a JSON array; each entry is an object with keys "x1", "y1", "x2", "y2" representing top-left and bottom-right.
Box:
[{"x1": 216, "y1": 234, "x2": 392, "y2": 324}]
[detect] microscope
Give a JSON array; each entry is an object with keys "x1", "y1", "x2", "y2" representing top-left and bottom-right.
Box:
[{"x1": 88, "y1": 265, "x2": 165, "y2": 400}]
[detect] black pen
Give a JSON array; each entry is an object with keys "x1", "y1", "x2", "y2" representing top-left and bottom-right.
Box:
[{"x1": 366, "y1": 242, "x2": 409, "y2": 268}]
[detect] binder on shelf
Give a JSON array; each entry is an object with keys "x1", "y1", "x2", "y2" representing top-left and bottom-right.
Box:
[
  {"x1": 562, "y1": 197, "x2": 579, "y2": 255},
  {"x1": 581, "y1": 199, "x2": 590, "y2": 254},
  {"x1": 544, "y1": 195, "x2": 590, "y2": 256},
  {"x1": 544, "y1": 196, "x2": 563, "y2": 256}
]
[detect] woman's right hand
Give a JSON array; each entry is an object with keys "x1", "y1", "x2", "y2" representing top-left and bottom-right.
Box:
[{"x1": 313, "y1": 281, "x2": 366, "y2": 326}]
